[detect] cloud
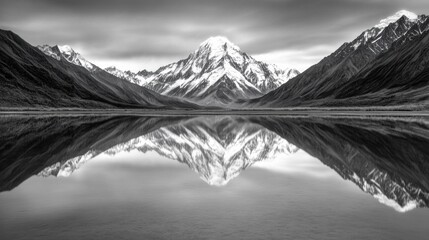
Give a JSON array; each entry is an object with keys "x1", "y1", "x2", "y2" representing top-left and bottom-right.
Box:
[
  {"x1": 1, "y1": 0, "x2": 429, "y2": 71},
  {"x1": 254, "y1": 45, "x2": 334, "y2": 72}
]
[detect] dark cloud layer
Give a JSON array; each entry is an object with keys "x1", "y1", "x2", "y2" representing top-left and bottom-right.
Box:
[{"x1": 1, "y1": 0, "x2": 429, "y2": 71}]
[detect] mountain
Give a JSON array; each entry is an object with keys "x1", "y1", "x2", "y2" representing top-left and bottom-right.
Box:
[
  {"x1": 0, "y1": 31, "x2": 197, "y2": 109},
  {"x1": 109, "y1": 36, "x2": 299, "y2": 106},
  {"x1": 35, "y1": 36, "x2": 299, "y2": 108},
  {"x1": 248, "y1": 10, "x2": 429, "y2": 108}
]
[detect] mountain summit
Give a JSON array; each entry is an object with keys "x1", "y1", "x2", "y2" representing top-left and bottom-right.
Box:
[
  {"x1": 375, "y1": 10, "x2": 418, "y2": 28},
  {"x1": 37, "y1": 44, "x2": 96, "y2": 71},
  {"x1": 199, "y1": 36, "x2": 240, "y2": 51},
  {"x1": 196, "y1": 36, "x2": 242, "y2": 62}
]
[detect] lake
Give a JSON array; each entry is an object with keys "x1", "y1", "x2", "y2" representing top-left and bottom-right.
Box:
[{"x1": 1, "y1": 114, "x2": 428, "y2": 239}]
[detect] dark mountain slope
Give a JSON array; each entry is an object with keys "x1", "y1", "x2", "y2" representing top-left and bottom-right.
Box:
[
  {"x1": 0, "y1": 30, "x2": 197, "y2": 109},
  {"x1": 246, "y1": 12, "x2": 429, "y2": 108},
  {"x1": 328, "y1": 26, "x2": 429, "y2": 107}
]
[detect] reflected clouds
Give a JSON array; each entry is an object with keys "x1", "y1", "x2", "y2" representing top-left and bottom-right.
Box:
[{"x1": 253, "y1": 150, "x2": 336, "y2": 178}]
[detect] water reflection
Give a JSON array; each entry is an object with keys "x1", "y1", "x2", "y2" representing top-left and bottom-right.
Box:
[
  {"x1": 1, "y1": 115, "x2": 429, "y2": 213},
  {"x1": 38, "y1": 117, "x2": 299, "y2": 186}
]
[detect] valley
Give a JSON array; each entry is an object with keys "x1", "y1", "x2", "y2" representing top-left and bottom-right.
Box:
[{"x1": 2, "y1": 10, "x2": 428, "y2": 110}]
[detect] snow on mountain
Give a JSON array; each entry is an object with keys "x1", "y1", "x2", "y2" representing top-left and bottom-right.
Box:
[
  {"x1": 104, "y1": 66, "x2": 152, "y2": 85},
  {"x1": 37, "y1": 44, "x2": 96, "y2": 71},
  {"x1": 375, "y1": 10, "x2": 418, "y2": 29},
  {"x1": 348, "y1": 10, "x2": 421, "y2": 52},
  {"x1": 37, "y1": 44, "x2": 61, "y2": 61}
]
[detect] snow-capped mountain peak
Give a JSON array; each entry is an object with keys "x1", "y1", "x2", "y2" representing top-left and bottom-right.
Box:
[
  {"x1": 37, "y1": 44, "x2": 96, "y2": 71},
  {"x1": 201, "y1": 36, "x2": 235, "y2": 46},
  {"x1": 198, "y1": 36, "x2": 240, "y2": 53},
  {"x1": 331, "y1": 9, "x2": 425, "y2": 59},
  {"x1": 191, "y1": 36, "x2": 244, "y2": 67},
  {"x1": 375, "y1": 10, "x2": 418, "y2": 29},
  {"x1": 57, "y1": 45, "x2": 74, "y2": 55}
]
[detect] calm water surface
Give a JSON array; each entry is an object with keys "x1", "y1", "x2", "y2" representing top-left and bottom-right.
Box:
[{"x1": 0, "y1": 115, "x2": 428, "y2": 239}]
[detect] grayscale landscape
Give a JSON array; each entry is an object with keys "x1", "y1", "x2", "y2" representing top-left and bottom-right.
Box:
[{"x1": 1, "y1": 0, "x2": 429, "y2": 239}]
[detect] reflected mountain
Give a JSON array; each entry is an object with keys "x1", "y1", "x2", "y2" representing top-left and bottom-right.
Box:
[
  {"x1": 250, "y1": 116, "x2": 429, "y2": 212},
  {"x1": 0, "y1": 115, "x2": 187, "y2": 190},
  {"x1": 38, "y1": 116, "x2": 299, "y2": 186},
  {"x1": 1, "y1": 115, "x2": 428, "y2": 212}
]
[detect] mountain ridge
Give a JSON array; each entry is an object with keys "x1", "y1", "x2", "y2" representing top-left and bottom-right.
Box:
[{"x1": 246, "y1": 10, "x2": 429, "y2": 109}]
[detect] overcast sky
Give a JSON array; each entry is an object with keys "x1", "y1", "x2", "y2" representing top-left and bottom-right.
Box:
[{"x1": 1, "y1": 0, "x2": 429, "y2": 72}]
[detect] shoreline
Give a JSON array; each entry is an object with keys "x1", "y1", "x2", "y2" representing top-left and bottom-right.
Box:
[{"x1": 1, "y1": 109, "x2": 429, "y2": 117}]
